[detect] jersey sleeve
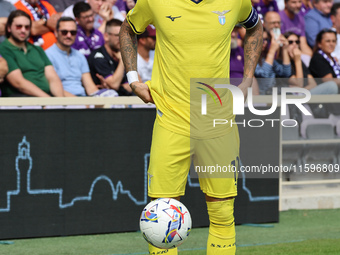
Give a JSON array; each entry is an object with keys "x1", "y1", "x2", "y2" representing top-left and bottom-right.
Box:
[
  {"x1": 126, "y1": 0, "x2": 153, "y2": 34},
  {"x1": 238, "y1": 0, "x2": 259, "y2": 30},
  {"x1": 0, "y1": 51, "x2": 19, "y2": 74},
  {"x1": 79, "y1": 53, "x2": 90, "y2": 74}
]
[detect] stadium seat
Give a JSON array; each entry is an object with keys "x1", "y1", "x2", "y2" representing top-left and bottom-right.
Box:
[
  {"x1": 282, "y1": 105, "x2": 300, "y2": 140},
  {"x1": 300, "y1": 104, "x2": 335, "y2": 139}
]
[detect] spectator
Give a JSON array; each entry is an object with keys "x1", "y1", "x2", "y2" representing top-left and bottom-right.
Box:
[
  {"x1": 137, "y1": 25, "x2": 155, "y2": 84},
  {"x1": 88, "y1": 18, "x2": 132, "y2": 96},
  {"x1": 331, "y1": 3, "x2": 340, "y2": 60},
  {"x1": 263, "y1": 11, "x2": 282, "y2": 33},
  {"x1": 0, "y1": 0, "x2": 16, "y2": 43},
  {"x1": 115, "y1": 0, "x2": 135, "y2": 17},
  {"x1": 48, "y1": 0, "x2": 78, "y2": 13},
  {"x1": 0, "y1": 10, "x2": 66, "y2": 97},
  {"x1": 255, "y1": 30, "x2": 291, "y2": 94},
  {"x1": 309, "y1": 29, "x2": 340, "y2": 90},
  {"x1": 254, "y1": 0, "x2": 279, "y2": 22},
  {"x1": 279, "y1": 0, "x2": 313, "y2": 55},
  {"x1": 285, "y1": 31, "x2": 338, "y2": 94},
  {"x1": 265, "y1": 11, "x2": 312, "y2": 65},
  {"x1": 304, "y1": 0, "x2": 333, "y2": 48},
  {"x1": 72, "y1": 2, "x2": 104, "y2": 58},
  {"x1": 62, "y1": 0, "x2": 124, "y2": 34},
  {"x1": 230, "y1": 26, "x2": 244, "y2": 80},
  {"x1": 106, "y1": 0, "x2": 129, "y2": 18},
  {"x1": 46, "y1": 17, "x2": 117, "y2": 97},
  {"x1": 14, "y1": 0, "x2": 61, "y2": 50}
]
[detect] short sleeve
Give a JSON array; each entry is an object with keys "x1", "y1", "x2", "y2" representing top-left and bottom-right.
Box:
[
  {"x1": 238, "y1": 0, "x2": 259, "y2": 30},
  {"x1": 79, "y1": 53, "x2": 90, "y2": 74},
  {"x1": 126, "y1": 0, "x2": 153, "y2": 34},
  {"x1": 88, "y1": 51, "x2": 116, "y2": 83},
  {"x1": 0, "y1": 51, "x2": 19, "y2": 73}
]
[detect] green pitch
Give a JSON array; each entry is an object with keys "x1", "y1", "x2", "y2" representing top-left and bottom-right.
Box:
[{"x1": 1, "y1": 209, "x2": 339, "y2": 255}]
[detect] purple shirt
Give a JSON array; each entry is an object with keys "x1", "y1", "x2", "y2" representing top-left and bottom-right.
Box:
[
  {"x1": 254, "y1": 0, "x2": 279, "y2": 22},
  {"x1": 115, "y1": 0, "x2": 127, "y2": 12},
  {"x1": 279, "y1": 10, "x2": 306, "y2": 37},
  {"x1": 71, "y1": 25, "x2": 104, "y2": 58},
  {"x1": 230, "y1": 46, "x2": 244, "y2": 85},
  {"x1": 305, "y1": 8, "x2": 332, "y2": 47},
  {"x1": 299, "y1": 3, "x2": 311, "y2": 17}
]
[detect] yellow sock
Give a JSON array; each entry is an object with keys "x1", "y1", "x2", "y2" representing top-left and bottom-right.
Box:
[
  {"x1": 206, "y1": 199, "x2": 236, "y2": 255},
  {"x1": 148, "y1": 244, "x2": 178, "y2": 255}
]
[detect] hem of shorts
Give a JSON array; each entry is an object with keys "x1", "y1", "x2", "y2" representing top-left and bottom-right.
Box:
[
  {"x1": 157, "y1": 118, "x2": 235, "y2": 140},
  {"x1": 148, "y1": 192, "x2": 185, "y2": 198},
  {"x1": 202, "y1": 190, "x2": 238, "y2": 199}
]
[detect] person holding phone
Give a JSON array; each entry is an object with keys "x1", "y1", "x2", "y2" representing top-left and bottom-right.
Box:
[{"x1": 254, "y1": 29, "x2": 291, "y2": 94}]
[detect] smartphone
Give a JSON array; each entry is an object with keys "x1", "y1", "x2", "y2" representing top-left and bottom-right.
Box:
[{"x1": 272, "y1": 28, "x2": 281, "y2": 40}]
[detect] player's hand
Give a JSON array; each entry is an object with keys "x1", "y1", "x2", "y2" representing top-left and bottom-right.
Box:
[
  {"x1": 130, "y1": 81, "x2": 154, "y2": 104},
  {"x1": 238, "y1": 79, "x2": 253, "y2": 102}
]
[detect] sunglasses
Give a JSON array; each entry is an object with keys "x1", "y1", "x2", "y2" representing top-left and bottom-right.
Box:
[
  {"x1": 15, "y1": 24, "x2": 30, "y2": 30},
  {"x1": 288, "y1": 40, "x2": 300, "y2": 45},
  {"x1": 59, "y1": 30, "x2": 77, "y2": 36}
]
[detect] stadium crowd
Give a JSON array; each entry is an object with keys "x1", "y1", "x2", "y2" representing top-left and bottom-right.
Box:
[{"x1": 0, "y1": 0, "x2": 340, "y2": 97}]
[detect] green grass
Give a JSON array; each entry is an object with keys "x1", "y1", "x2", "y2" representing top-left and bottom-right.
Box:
[{"x1": 1, "y1": 209, "x2": 340, "y2": 255}]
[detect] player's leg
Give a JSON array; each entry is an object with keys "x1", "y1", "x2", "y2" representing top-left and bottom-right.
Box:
[
  {"x1": 193, "y1": 125, "x2": 239, "y2": 255},
  {"x1": 205, "y1": 195, "x2": 236, "y2": 255},
  {"x1": 147, "y1": 119, "x2": 191, "y2": 255}
]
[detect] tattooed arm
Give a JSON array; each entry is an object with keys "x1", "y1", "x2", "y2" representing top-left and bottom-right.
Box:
[
  {"x1": 239, "y1": 21, "x2": 263, "y2": 99},
  {"x1": 119, "y1": 19, "x2": 154, "y2": 103}
]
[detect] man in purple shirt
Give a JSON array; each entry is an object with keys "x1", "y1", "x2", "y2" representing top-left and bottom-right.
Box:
[
  {"x1": 230, "y1": 27, "x2": 244, "y2": 81},
  {"x1": 304, "y1": 0, "x2": 333, "y2": 47},
  {"x1": 254, "y1": 0, "x2": 279, "y2": 22},
  {"x1": 72, "y1": 2, "x2": 104, "y2": 58},
  {"x1": 280, "y1": 0, "x2": 312, "y2": 55}
]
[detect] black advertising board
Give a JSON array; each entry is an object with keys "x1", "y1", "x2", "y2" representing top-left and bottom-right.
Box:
[{"x1": 0, "y1": 108, "x2": 279, "y2": 239}]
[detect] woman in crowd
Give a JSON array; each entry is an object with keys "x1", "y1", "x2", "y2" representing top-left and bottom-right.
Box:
[
  {"x1": 309, "y1": 29, "x2": 340, "y2": 88},
  {"x1": 285, "y1": 31, "x2": 338, "y2": 94},
  {"x1": 255, "y1": 30, "x2": 291, "y2": 95},
  {"x1": 309, "y1": 29, "x2": 340, "y2": 115}
]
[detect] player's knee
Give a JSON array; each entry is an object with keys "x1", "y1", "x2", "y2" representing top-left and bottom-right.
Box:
[{"x1": 206, "y1": 199, "x2": 235, "y2": 239}]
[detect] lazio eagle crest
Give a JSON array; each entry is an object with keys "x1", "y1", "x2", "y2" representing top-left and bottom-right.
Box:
[{"x1": 212, "y1": 10, "x2": 231, "y2": 25}]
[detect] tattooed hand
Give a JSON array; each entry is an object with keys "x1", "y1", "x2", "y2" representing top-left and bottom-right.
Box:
[{"x1": 130, "y1": 81, "x2": 154, "y2": 104}]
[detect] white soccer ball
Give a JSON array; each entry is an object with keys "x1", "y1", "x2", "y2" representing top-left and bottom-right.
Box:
[{"x1": 140, "y1": 198, "x2": 192, "y2": 249}]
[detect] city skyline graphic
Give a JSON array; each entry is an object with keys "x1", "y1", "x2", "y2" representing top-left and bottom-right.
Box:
[{"x1": 0, "y1": 137, "x2": 277, "y2": 213}]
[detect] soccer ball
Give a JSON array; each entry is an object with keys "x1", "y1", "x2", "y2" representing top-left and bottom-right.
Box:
[{"x1": 140, "y1": 198, "x2": 192, "y2": 249}]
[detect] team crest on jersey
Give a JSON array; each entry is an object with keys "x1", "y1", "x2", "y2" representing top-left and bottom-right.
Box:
[{"x1": 212, "y1": 10, "x2": 231, "y2": 25}]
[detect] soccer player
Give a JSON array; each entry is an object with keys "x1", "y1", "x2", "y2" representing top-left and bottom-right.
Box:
[{"x1": 119, "y1": 0, "x2": 263, "y2": 254}]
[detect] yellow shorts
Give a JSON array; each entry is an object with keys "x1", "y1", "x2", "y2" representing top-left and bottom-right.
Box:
[{"x1": 147, "y1": 119, "x2": 240, "y2": 198}]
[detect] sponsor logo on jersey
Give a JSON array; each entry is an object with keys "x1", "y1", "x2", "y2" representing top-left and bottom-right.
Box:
[{"x1": 166, "y1": 15, "x2": 182, "y2": 21}]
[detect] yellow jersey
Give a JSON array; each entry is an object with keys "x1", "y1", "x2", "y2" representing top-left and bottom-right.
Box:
[{"x1": 127, "y1": 0, "x2": 256, "y2": 138}]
